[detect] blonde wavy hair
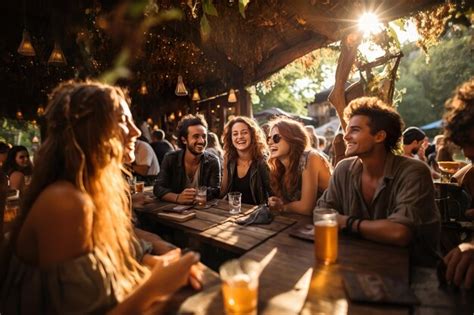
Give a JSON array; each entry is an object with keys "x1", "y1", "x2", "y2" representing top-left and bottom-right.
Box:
[
  {"x1": 8, "y1": 80, "x2": 145, "y2": 296},
  {"x1": 222, "y1": 116, "x2": 268, "y2": 162}
]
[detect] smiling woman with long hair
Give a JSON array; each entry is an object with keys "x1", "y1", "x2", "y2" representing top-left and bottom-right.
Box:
[
  {"x1": 221, "y1": 116, "x2": 271, "y2": 205},
  {"x1": 2, "y1": 145, "x2": 33, "y2": 190},
  {"x1": 0, "y1": 81, "x2": 199, "y2": 314},
  {"x1": 267, "y1": 117, "x2": 332, "y2": 215}
]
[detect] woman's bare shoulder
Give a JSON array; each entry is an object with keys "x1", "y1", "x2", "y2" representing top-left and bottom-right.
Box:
[
  {"x1": 32, "y1": 181, "x2": 92, "y2": 219},
  {"x1": 26, "y1": 181, "x2": 94, "y2": 264},
  {"x1": 307, "y1": 150, "x2": 329, "y2": 166}
]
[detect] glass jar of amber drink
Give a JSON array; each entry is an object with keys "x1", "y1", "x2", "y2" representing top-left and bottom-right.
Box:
[
  {"x1": 195, "y1": 186, "x2": 207, "y2": 209},
  {"x1": 313, "y1": 208, "x2": 338, "y2": 265},
  {"x1": 220, "y1": 259, "x2": 260, "y2": 315}
]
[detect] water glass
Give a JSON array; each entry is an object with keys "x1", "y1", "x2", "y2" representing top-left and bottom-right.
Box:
[
  {"x1": 313, "y1": 208, "x2": 338, "y2": 265},
  {"x1": 195, "y1": 186, "x2": 207, "y2": 209},
  {"x1": 220, "y1": 259, "x2": 260, "y2": 315},
  {"x1": 228, "y1": 192, "x2": 242, "y2": 215}
]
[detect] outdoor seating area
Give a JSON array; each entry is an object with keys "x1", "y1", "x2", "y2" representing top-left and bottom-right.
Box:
[{"x1": 1, "y1": 1, "x2": 474, "y2": 314}]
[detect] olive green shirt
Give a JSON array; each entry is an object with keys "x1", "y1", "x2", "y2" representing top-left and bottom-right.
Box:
[{"x1": 318, "y1": 152, "x2": 440, "y2": 266}]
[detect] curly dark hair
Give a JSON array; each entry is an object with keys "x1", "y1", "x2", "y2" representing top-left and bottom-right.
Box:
[
  {"x1": 444, "y1": 78, "x2": 474, "y2": 147},
  {"x1": 222, "y1": 116, "x2": 268, "y2": 162},
  {"x1": 344, "y1": 97, "x2": 404, "y2": 153},
  {"x1": 176, "y1": 114, "x2": 208, "y2": 149}
]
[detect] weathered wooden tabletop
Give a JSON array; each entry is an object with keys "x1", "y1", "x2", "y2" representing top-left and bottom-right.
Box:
[
  {"x1": 136, "y1": 191, "x2": 473, "y2": 314},
  {"x1": 135, "y1": 198, "x2": 297, "y2": 254}
]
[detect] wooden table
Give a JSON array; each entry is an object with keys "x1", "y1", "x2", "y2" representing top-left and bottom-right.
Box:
[
  {"x1": 136, "y1": 192, "x2": 473, "y2": 314},
  {"x1": 135, "y1": 198, "x2": 296, "y2": 254}
]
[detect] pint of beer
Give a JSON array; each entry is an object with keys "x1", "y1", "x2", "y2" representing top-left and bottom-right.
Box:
[
  {"x1": 220, "y1": 259, "x2": 260, "y2": 315},
  {"x1": 313, "y1": 208, "x2": 338, "y2": 265}
]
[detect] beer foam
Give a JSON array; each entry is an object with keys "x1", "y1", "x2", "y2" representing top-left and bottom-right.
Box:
[{"x1": 314, "y1": 221, "x2": 337, "y2": 227}]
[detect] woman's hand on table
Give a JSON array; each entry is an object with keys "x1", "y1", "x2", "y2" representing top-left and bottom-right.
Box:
[
  {"x1": 132, "y1": 193, "x2": 155, "y2": 206},
  {"x1": 177, "y1": 188, "x2": 196, "y2": 204},
  {"x1": 142, "y1": 249, "x2": 203, "y2": 290},
  {"x1": 144, "y1": 251, "x2": 201, "y2": 298},
  {"x1": 336, "y1": 214, "x2": 349, "y2": 230},
  {"x1": 268, "y1": 196, "x2": 285, "y2": 213},
  {"x1": 444, "y1": 242, "x2": 474, "y2": 289}
]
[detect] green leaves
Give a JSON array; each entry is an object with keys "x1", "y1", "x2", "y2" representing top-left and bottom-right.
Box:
[
  {"x1": 200, "y1": 14, "x2": 211, "y2": 41},
  {"x1": 239, "y1": 0, "x2": 250, "y2": 18},
  {"x1": 202, "y1": 0, "x2": 218, "y2": 16},
  {"x1": 200, "y1": 0, "x2": 217, "y2": 41}
]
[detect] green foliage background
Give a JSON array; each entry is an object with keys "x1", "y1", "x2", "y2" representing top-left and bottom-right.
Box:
[
  {"x1": 0, "y1": 118, "x2": 40, "y2": 153},
  {"x1": 396, "y1": 31, "x2": 474, "y2": 131}
]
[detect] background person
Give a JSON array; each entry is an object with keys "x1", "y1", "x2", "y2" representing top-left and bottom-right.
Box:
[
  {"x1": 154, "y1": 114, "x2": 221, "y2": 204},
  {"x1": 221, "y1": 116, "x2": 271, "y2": 205},
  {"x1": 267, "y1": 117, "x2": 331, "y2": 215},
  {"x1": 0, "y1": 142, "x2": 10, "y2": 167},
  {"x1": 2, "y1": 145, "x2": 33, "y2": 190},
  {"x1": 443, "y1": 78, "x2": 474, "y2": 288},
  {"x1": 206, "y1": 132, "x2": 224, "y2": 166},
  {"x1": 150, "y1": 129, "x2": 174, "y2": 165}
]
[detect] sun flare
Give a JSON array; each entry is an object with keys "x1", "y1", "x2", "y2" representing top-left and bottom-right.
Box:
[{"x1": 358, "y1": 12, "x2": 382, "y2": 36}]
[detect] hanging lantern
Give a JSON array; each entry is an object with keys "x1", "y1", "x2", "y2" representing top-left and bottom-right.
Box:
[
  {"x1": 48, "y1": 42, "x2": 67, "y2": 65},
  {"x1": 175, "y1": 75, "x2": 188, "y2": 96},
  {"x1": 192, "y1": 88, "x2": 201, "y2": 101},
  {"x1": 228, "y1": 88, "x2": 237, "y2": 103},
  {"x1": 17, "y1": 29, "x2": 36, "y2": 56}
]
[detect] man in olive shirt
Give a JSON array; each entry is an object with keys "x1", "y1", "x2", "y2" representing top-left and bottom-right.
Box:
[{"x1": 318, "y1": 97, "x2": 440, "y2": 266}]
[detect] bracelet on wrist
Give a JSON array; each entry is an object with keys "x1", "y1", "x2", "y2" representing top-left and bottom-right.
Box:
[
  {"x1": 342, "y1": 216, "x2": 357, "y2": 235},
  {"x1": 356, "y1": 218, "x2": 364, "y2": 234}
]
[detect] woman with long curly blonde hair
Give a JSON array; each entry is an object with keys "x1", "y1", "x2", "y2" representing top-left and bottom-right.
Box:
[
  {"x1": 221, "y1": 116, "x2": 271, "y2": 205},
  {"x1": 1, "y1": 81, "x2": 199, "y2": 314},
  {"x1": 267, "y1": 117, "x2": 331, "y2": 215}
]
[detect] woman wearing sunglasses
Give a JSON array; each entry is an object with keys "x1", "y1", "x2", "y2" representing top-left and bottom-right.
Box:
[
  {"x1": 267, "y1": 117, "x2": 332, "y2": 215},
  {"x1": 221, "y1": 116, "x2": 271, "y2": 205}
]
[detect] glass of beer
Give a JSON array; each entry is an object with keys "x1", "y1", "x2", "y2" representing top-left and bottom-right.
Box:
[
  {"x1": 195, "y1": 186, "x2": 207, "y2": 208},
  {"x1": 313, "y1": 208, "x2": 338, "y2": 265},
  {"x1": 220, "y1": 259, "x2": 260, "y2": 315},
  {"x1": 135, "y1": 181, "x2": 145, "y2": 193}
]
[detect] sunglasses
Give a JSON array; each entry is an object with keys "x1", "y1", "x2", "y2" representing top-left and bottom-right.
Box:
[{"x1": 267, "y1": 134, "x2": 282, "y2": 144}]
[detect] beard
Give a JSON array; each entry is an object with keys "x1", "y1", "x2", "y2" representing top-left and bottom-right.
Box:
[
  {"x1": 411, "y1": 147, "x2": 419, "y2": 155},
  {"x1": 187, "y1": 142, "x2": 206, "y2": 156}
]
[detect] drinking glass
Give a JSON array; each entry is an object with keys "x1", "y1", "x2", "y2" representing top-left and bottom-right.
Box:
[
  {"x1": 135, "y1": 181, "x2": 145, "y2": 193},
  {"x1": 313, "y1": 208, "x2": 338, "y2": 265},
  {"x1": 195, "y1": 186, "x2": 207, "y2": 208},
  {"x1": 220, "y1": 259, "x2": 260, "y2": 315},
  {"x1": 437, "y1": 161, "x2": 461, "y2": 183},
  {"x1": 4, "y1": 194, "x2": 20, "y2": 223},
  {"x1": 228, "y1": 192, "x2": 242, "y2": 215}
]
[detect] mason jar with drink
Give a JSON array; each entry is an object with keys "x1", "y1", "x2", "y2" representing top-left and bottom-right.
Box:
[
  {"x1": 195, "y1": 186, "x2": 207, "y2": 209},
  {"x1": 313, "y1": 208, "x2": 338, "y2": 265}
]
